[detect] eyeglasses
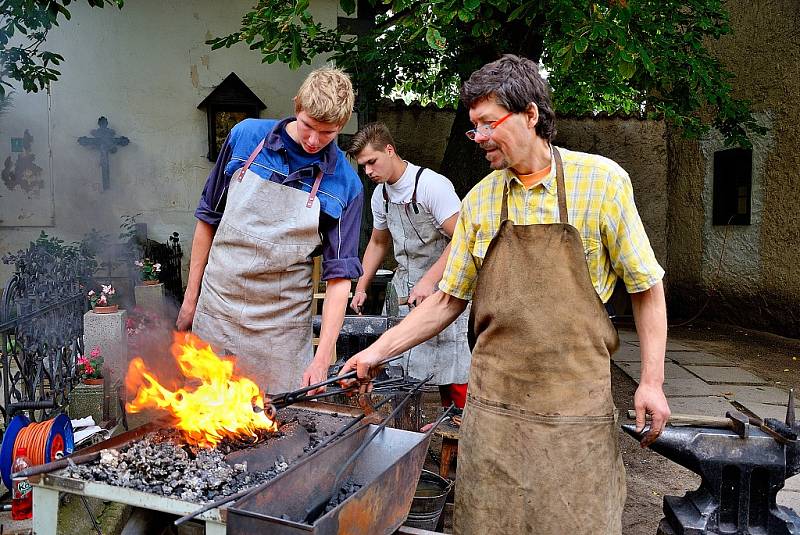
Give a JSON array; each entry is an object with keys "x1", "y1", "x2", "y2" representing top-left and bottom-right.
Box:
[{"x1": 465, "y1": 112, "x2": 514, "y2": 141}]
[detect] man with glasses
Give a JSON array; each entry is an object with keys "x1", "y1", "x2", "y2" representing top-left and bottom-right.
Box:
[{"x1": 340, "y1": 54, "x2": 669, "y2": 534}]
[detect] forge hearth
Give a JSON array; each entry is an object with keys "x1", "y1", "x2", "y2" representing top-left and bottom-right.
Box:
[
  {"x1": 60, "y1": 407, "x2": 349, "y2": 503},
  {"x1": 30, "y1": 402, "x2": 433, "y2": 535},
  {"x1": 62, "y1": 431, "x2": 290, "y2": 502}
]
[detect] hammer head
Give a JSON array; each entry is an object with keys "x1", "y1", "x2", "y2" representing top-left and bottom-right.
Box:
[{"x1": 725, "y1": 409, "x2": 750, "y2": 439}]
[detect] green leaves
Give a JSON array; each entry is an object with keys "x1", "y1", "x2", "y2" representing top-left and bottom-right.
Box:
[
  {"x1": 541, "y1": 0, "x2": 759, "y2": 146},
  {"x1": 425, "y1": 27, "x2": 446, "y2": 51},
  {"x1": 205, "y1": 0, "x2": 759, "y2": 146},
  {"x1": 1, "y1": 0, "x2": 123, "y2": 93},
  {"x1": 618, "y1": 60, "x2": 635, "y2": 79},
  {"x1": 206, "y1": 0, "x2": 343, "y2": 70}
]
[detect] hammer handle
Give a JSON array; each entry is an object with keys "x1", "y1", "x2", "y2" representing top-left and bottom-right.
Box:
[{"x1": 626, "y1": 410, "x2": 732, "y2": 428}]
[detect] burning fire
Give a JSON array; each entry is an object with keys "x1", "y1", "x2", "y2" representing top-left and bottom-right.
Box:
[{"x1": 125, "y1": 332, "x2": 278, "y2": 448}]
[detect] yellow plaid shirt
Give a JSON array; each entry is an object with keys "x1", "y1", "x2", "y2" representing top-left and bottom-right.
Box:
[{"x1": 440, "y1": 146, "x2": 664, "y2": 303}]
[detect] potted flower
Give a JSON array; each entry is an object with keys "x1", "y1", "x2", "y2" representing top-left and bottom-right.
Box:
[
  {"x1": 134, "y1": 258, "x2": 161, "y2": 286},
  {"x1": 77, "y1": 346, "x2": 104, "y2": 385},
  {"x1": 69, "y1": 346, "x2": 105, "y2": 423},
  {"x1": 88, "y1": 283, "x2": 118, "y2": 313}
]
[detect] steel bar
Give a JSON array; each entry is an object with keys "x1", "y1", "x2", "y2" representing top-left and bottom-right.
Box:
[
  {"x1": 628, "y1": 409, "x2": 796, "y2": 444},
  {"x1": 13, "y1": 451, "x2": 101, "y2": 479},
  {"x1": 13, "y1": 420, "x2": 166, "y2": 479},
  {"x1": 80, "y1": 495, "x2": 102, "y2": 535}
]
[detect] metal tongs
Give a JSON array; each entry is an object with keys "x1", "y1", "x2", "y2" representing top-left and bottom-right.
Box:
[{"x1": 259, "y1": 354, "x2": 406, "y2": 417}]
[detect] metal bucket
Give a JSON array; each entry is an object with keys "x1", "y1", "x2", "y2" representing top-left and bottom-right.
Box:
[{"x1": 403, "y1": 469, "x2": 452, "y2": 530}]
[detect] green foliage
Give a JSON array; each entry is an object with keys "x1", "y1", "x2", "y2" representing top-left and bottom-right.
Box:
[
  {"x1": 210, "y1": 0, "x2": 763, "y2": 146},
  {"x1": 541, "y1": 0, "x2": 764, "y2": 146},
  {"x1": 0, "y1": 0, "x2": 124, "y2": 97},
  {"x1": 1, "y1": 230, "x2": 106, "y2": 286}
]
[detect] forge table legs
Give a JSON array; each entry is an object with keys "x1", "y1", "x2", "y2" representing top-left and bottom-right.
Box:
[
  {"x1": 31, "y1": 482, "x2": 227, "y2": 534},
  {"x1": 32, "y1": 485, "x2": 60, "y2": 535},
  {"x1": 205, "y1": 519, "x2": 226, "y2": 535}
]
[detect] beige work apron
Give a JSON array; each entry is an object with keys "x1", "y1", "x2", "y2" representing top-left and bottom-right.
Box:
[
  {"x1": 382, "y1": 168, "x2": 471, "y2": 385},
  {"x1": 193, "y1": 138, "x2": 323, "y2": 395},
  {"x1": 454, "y1": 148, "x2": 625, "y2": 535}
]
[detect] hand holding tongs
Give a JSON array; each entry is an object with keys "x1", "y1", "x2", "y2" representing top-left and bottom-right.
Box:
[{"x1": 258, "y1": 354, "x2": 405, "y2": 417}]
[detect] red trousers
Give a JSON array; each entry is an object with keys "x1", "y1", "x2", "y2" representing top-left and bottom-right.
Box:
[{"x1": 438, "y1": 383, "x2": 467, "y2": 409}]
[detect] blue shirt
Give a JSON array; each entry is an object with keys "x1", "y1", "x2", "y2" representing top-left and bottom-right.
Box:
[
  {"x1": 280, "y1": 128, "x2": 321, "y2": 173},
  {"x1": 195, "y1": 117, "x2": 364, "y2": 280}
]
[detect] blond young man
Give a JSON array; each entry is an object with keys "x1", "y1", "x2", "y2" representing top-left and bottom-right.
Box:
[{"x1": 178, "y1": 67, "x2": 363, "y2": 395}]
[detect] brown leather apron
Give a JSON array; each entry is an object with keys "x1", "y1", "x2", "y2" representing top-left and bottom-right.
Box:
[
  {"x1": 193, "y1": 138, "x2": 323, "y2": 395},
  {"x1": 454, "y1": 148, "x2": 624, "y2": 535}
]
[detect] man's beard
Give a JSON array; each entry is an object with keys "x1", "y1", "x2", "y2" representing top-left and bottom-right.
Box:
[{"x1": 481, "y1": 141, "x2": 509, "y2": 170}]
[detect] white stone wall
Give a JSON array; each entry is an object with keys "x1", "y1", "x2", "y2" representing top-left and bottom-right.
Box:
[{"x1": 0, "y1": 0, "x2": 348, "y2": 283}]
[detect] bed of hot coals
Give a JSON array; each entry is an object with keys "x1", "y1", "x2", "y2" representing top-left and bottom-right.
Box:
[
  {"x1": 63, "y1": 410, "x2": 330, "y2": 504},
  {"x1": 319, "y1": 480, "x2": 364, "y2": 515}
]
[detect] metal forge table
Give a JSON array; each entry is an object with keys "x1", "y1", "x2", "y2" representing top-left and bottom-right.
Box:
[{"x1": 29, "y1": 402, "x2": 432, "y2": 534}]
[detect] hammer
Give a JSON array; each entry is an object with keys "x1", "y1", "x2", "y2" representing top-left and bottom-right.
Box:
[
  {"x1": 628, "y1": 409, "x2": 797, "y2": 443},
  {"x1": 628, "y1": 410, "x2": 750, "y2": 438}
]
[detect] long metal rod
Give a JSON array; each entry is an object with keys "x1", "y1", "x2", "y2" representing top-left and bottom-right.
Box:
[
  {"x1": 12, "y1": 420, "x2": 166, "y2": 479},
  {"x1": 303, "y1": 374, "x2": 432, "y2": 524},
  {"x1": 80, "y1": 495, "x2": 102, "y2": 535},
  {"x1": 13, "y1": 450, "x2": 101, "y2": 479}
]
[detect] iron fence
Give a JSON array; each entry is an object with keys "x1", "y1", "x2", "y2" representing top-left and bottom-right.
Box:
[{"x1": 0, "y1": 249, "x2": 88, "y2": 424}]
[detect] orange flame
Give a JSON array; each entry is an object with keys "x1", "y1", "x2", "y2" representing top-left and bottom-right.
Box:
[{"x1": 125, "y1": 332, "x2": 278, "y2": 448}]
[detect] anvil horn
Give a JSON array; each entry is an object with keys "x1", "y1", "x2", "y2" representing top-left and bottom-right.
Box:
[{"x1": 621, "y1": 424, "x2": 704, "y2": 475}]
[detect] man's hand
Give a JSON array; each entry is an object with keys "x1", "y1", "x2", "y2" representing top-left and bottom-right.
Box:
[
  {"x1": 337, "y1": 347, "x2": 385, "y2": 389},
  {"x1": 350, "y1": 290, "x2": 367, "y2": 315},
  {"x1": 302, "y1": 358, "x2": 330, "y2": 396},
  {"x1": 634, "y1": 383, "x2": 671, "y2": 448},
  {"x1": 408, "y1": 278, "x2": 436, "y2": 307},
  {"x1": 176, "y1": 298, "x2": 197, "y2": 331}
]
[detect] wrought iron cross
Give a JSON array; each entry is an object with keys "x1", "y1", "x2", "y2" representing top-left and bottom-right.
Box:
[{"x1": 78, "y1": 116, "x2": 130, "y2": 190}]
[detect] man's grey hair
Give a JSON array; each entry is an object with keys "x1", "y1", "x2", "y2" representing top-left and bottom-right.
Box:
[{"x1": 461, "y1": 54, "x2": 557, "y2": 142}]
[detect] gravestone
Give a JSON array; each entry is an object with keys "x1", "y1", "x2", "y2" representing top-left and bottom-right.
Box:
[{"x1": 83, "y1": 309, "x2": 128, "y2": 421}]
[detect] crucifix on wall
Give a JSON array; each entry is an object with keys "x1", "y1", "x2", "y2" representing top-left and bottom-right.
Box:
[{"x1": 78, "y1": 116, "x2": 130, "y2": 190}]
